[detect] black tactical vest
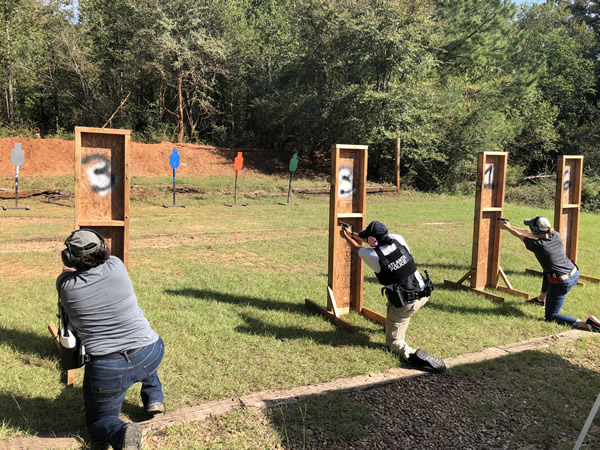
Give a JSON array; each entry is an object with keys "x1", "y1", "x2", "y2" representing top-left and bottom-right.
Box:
[{"x1": 374, "y1": 239, "x2": 420, "y2": 292}]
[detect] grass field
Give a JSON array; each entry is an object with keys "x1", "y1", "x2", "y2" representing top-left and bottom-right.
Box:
[{"x1": 1, "y1": 175, "x2": 599, "y2": 447}]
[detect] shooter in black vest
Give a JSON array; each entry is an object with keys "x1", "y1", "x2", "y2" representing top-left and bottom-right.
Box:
[{"x1": 343, "y1": 221, "x2": 446, "y2": 372}]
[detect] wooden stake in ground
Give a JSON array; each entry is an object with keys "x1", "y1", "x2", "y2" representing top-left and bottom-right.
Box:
[
  {"x1": 279, "y1": 153, "x2": 299, "y2": 206},
  {"x1": 2, "y1": 143, "x2": 30, "y2": 211},
  {"x1": 164, "y1": 148, "x2": 185, "y2": 208},
  {"x1": 444, "y1": 152, "x2": 529, "y2": 302},
  {"x1": 395, "y1": 137, "x2": 400, "y2": 193},
  {"x1": 225, "y1": 152, "x2": 247, "y2": 207}
]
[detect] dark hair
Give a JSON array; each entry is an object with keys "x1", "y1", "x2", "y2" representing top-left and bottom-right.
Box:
[{"x1": 72, "y1": 247, "x2": 110, "y2": 271}]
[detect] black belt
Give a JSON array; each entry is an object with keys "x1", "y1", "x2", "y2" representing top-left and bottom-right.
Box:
[
  {"x1": 382, "y1": 286, "x2": 431, "y2": 306},
  {"x1": 90, "y1": 345, "x2": 146, "y2": 362}
]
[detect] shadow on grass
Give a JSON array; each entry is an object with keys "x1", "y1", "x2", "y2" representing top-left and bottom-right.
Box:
[
  {"x1": 165, "y1": 288, "x2": 312, "y2": 315},
  {"x1": 361, "y1": 282, "x2": 529, "y2": 318},
  {"x1": 0, "y1": 326, "x2": 57, "y2": 359},
  {"x1": 165, "y1": 288, "x2": 380, "y2": 349},
  {"x1": 424, "y1": 294, "x2": 529, "y2": 318},
  {"x1": 234, "y1": 313, "x2": 381, "y2": 350},
  {"x1": 0, "y1": 387, "x2": 152, "y2": 441},
  {"x1": 0, "y1": 388, "x2": 85, "y2": 438},
  {"x1": 413, "y1": 262, "x2": 543, "y2": 282},
  {"x1": 269, "y1": 345, "x2": 600, "y2": 449}
]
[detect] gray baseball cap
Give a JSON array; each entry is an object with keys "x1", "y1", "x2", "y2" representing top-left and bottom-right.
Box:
[
  {"x1": 524, "y1": 216, "x2": 551, "y2": 233},
  {"x1": 64, "y1": 229, "x2": 103, "y2": 256}
]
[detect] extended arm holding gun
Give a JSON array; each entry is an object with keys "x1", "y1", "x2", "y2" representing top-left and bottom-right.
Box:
[
  {"x1": 339, "y1": 221, "x2": 364, "y2": 250},
  {"x1": 498, "y1": 218, "x2": 535, "y2": 241}
]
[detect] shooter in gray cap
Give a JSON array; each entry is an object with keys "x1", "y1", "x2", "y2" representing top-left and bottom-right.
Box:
[
  {"x1": 343, "y1": 221, "x2": 445, "y2": 372},
  {"x1": 57, "y1": 229, "x2": 165, "y2": 449},
  {"x1": 499, "y1": 216, "x2": 600, "y2": 332}
]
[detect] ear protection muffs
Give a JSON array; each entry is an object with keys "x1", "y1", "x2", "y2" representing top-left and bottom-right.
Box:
[
  {"x1": 367, "y1": 236, "x2": 378, "y2": 247},
  {"x1": 61, "y1": 229, "x2": 108, "y2": 267},
  {"x1": 528, "y1": 223, "x2": 540, "y2": 235}
]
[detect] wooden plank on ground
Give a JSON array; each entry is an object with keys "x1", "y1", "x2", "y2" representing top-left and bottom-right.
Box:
[
  {"x1": 305, "y1": 298, "x2": 355, "y2": 330},
  {"x1": 361, "y1": 307, "x2": 386, "y2": 325}
]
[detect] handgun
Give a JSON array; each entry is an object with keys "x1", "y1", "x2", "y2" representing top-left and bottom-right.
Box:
[
  {"x1": 497, "y1": 218, "x2": 508, "y2": 223},
  {"x1": 338, "y1": 220, "x2": 351, "y2": 229}
]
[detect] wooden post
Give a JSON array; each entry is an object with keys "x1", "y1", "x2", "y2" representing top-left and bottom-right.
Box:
[
  {"x1": 74, "y1": 127, "x2": 130, "y2": 267},
  {"x1": 327, "y1": 144, "x2": 368, "y2": 314},
  {"x1": 555, "y1": 155, "x2": 583, "y2": 263},
  {"x1": 306, "y1": 144, "x2": 386, "y2": 325},
  {"x1": 445, "y1": 152, "x2": 529, "y2": 301},
  {"x1": 305, "y1": 144, "x2": 388, "y2": 325},
  {"x1": 395, "y1": 137, "x2": 400, "y2": 193},
  {"x1": 50, "y1": 127, "x2": 131, "y2": 386},
  {"x1": 554, "y1": 155, "x2": 599, "y2": 283}
]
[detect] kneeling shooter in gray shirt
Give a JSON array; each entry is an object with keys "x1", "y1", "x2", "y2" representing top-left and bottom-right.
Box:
[{"x1": 57, "y1": 229, "x2": 165, "y2": 449}]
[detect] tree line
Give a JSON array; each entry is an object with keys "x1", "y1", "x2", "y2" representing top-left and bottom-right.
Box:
[{"x1": 1, "y1": 0, "x2": 599, "y2": 192}]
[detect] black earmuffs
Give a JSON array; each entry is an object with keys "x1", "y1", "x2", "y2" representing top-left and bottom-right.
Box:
[{"x1": 529, "y1": 223, "x2": 540, "y2": 235}]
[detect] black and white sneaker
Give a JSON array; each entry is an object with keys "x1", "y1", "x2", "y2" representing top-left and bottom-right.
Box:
[
  {"x1": 120, "y1": 423, "x2": 142, "y2": 450},
  {"x1": 586, "y1": 315, "x2": 600, "y2": 333},
  {"x1": 408, "y1": 349, "x2": 446, "y2": 372}
]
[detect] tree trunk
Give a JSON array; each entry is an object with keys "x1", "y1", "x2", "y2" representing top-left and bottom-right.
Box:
[
  {"x1": 177, "y1": 73, "x2": 184, "y2": 143},
  {"x1": 4, "y1": 5, "x2": 14, "y2": 127}
]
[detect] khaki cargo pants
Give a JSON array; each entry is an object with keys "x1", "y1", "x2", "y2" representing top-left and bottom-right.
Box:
[{"x1": 385, "y1": 296, "x2": 429, "y2": 360}]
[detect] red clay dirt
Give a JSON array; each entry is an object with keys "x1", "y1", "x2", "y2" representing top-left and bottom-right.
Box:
[{"x1": 0, "y1": 137, "x2": 291, "y2": 177}]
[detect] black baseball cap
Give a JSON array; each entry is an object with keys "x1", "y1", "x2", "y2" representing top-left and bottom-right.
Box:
[{"x1": 358, "y1": 221, "x2": 388, "y2": 241}]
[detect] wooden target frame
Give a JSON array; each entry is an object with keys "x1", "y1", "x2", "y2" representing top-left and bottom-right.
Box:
[
  {"x1": 306, "y1": 144, "x2": 386, "y2": 327},
  {"x1": 74, "y1": 126, "x2": 131, "y2": 266},
  {"x1": 526, "y1": 155, "x2": 599, "y2": 283},
  {"x1": 49, "y1": 127, "x2": 131, "y2": 387},
  {"x1": 444, "y1": 152, "x2": 529, "y2": 302}
]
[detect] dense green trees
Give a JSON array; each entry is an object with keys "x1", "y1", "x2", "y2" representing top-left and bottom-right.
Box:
[{"x1": 1, "y1": 0, "x2": 599, "y2": 191}]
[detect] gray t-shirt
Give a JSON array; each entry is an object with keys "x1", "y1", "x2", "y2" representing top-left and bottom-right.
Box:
[
  {"x1": 56, "y1": 256, "x2": 158, "y2": 356},
  {"x1": 523, "y1": 231, "x2": 575, "y2": 275}
]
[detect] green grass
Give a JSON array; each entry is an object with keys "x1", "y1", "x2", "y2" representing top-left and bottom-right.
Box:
[{"x1": 1, "y1": 181, "x2": 599, "y2": 445}]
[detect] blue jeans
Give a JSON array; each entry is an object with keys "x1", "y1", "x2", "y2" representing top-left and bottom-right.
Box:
[
  {"x1": 83, "y1": 337, "x2": 164, "y2": 448},
  {"x1": 544, "y1": 270, "x2": 579, "y2": 327}
]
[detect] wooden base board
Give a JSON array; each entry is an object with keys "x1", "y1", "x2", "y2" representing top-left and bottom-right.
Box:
[
  {"x1": 305, "y1": 298, "x2": 387, "y2": 331},
  {"x1": 305, "y1": 298, "x2": 355, "y2": 330},
  {"x1": 495, "y1": 285, "x2": 529, "y2": 299},
  {"x1": 48, "y1": 321, "x2": 75, "y2": 388},
  {"x1": 443, "y1": 280, "x2": 505, "y2": 302},
  {"x1": 579, "y1": 274, "x2": 600, "y2": 283},
  {"x1": 360, "y1": 306, "x2": 386, "y2": 325}
]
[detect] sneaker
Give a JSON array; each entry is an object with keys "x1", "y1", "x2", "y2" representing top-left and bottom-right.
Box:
[
  {"x1": 408, "y1": 349, "x2": 446, "y2": 372},
  {"x1": 145, "y1": 402, "x2": 165, "y2": 415},
  {"x1": 120, "y1": 423, "x2": 142, "y2": 450},
  {"x1": 526, "y1": 297, "x2": 545, "y2": 306},
  {"x1": 586, "y1": 315, "x2": 600, "y2": 333}
]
